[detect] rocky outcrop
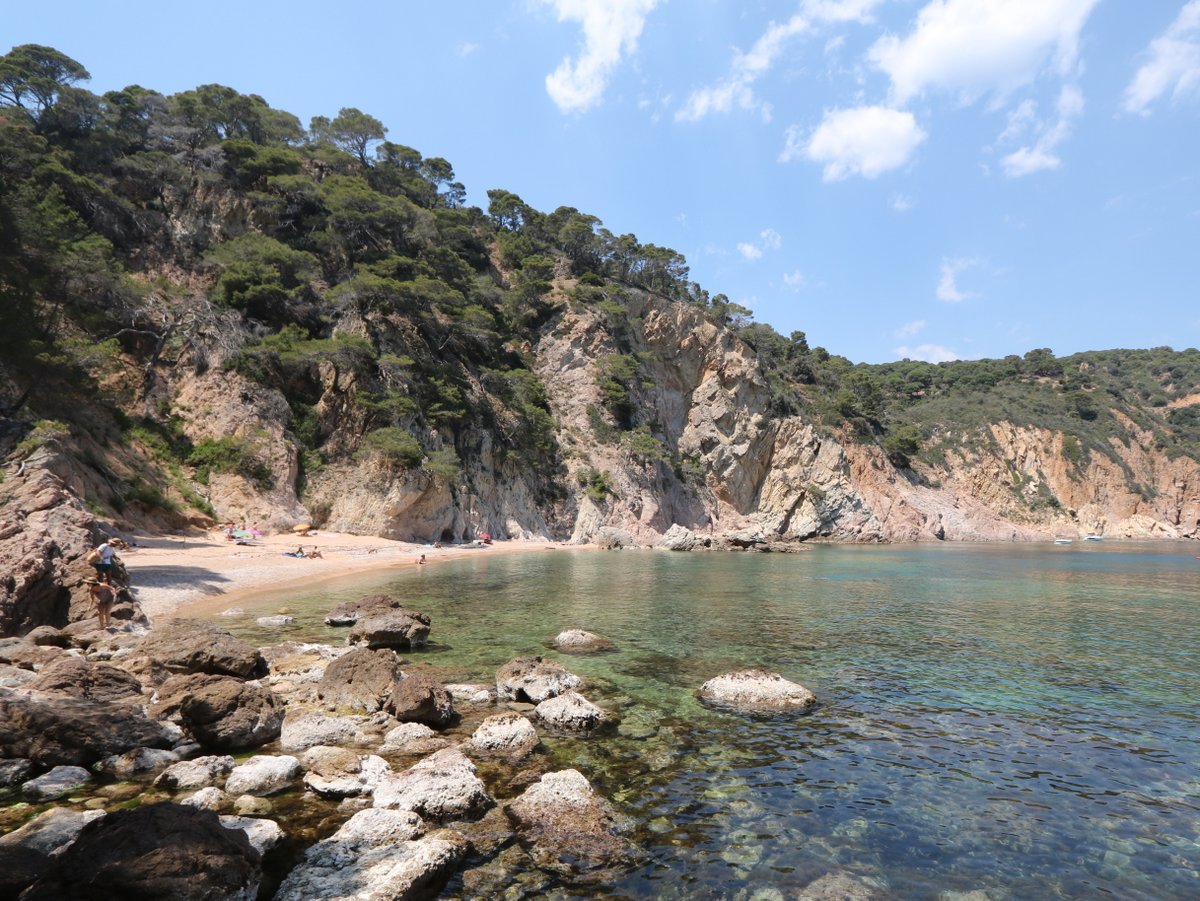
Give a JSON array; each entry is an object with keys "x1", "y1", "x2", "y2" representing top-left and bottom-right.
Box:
[
  {"x1": 26, "y1": 656, "x2": 144, "y2": 703},
  {"x1": 18, "y1": 803, "x2": 262, "y2": 901},
  {"x1": 386, "y1": 670, "x2": 455, "y2": 727},
  {"x1": 133, "y1": 620, "x2": 267, "y2": 680},
  {"x1": 697, "y1": 669, "x2": 816, "y2": 711},
  {"x1": 151, "y1": 673, "x2": 283, "y2": 751},
  {"x1": 347, "y1": 607, "x2": 432, "y2": 650},
  {"x1": 316, "y1": 646, "x2": 401, "y2": 712},
  {"x1": 496, "y1": 656, "x2": 581, "y2": 703},
  {"x1": 505, "y1": 768, "x2": 636, "y2": 883}
]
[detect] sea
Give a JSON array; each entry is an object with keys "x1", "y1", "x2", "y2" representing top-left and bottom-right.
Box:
[{"x1": 210, "y1": 541, "x2": 1200, "y2": 899}]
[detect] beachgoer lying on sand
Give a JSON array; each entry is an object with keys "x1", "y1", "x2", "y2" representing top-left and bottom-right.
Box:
[
  {"x1": 88, "y1": 580, "x2": 117, "y2": 629},
  {"x1": 305, "y1": 548, "x2": 323, "y2": 559}
]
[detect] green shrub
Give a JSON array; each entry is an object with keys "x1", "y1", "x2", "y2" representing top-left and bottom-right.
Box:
[
  {"x1": 187, "y1": 437, "x2": 273, "y2": 488},
  {"x1": 362, "y1": 427, "x2": 423, "y2": 470}
]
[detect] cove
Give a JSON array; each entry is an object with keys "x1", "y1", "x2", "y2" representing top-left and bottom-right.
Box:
[{"x1": 207, "y1": 542, "x2": 1200, "y2": 899}]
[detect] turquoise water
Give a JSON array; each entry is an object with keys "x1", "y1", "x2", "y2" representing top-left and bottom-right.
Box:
[{"x1": 215, "y1": 543, "x2": 1200, "y2": 899}]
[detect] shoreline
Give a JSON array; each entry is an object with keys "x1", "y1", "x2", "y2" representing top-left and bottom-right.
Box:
[{"x1": 122, "y1": 530, "x2": 576, "y2": 622}]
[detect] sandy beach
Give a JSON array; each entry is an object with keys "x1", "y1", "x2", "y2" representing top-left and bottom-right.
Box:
[{"x1": 121, "y1": 529, "x2": 566, "y2": 621}]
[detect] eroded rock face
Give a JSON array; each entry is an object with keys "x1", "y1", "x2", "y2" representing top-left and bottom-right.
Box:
[
  {"x1": 496, "y1": 656, "x2": 582, "y2": 704},
  {"x1": 505, "y1": 768, "x2": 636, "y2": 883},
  {"x1": 697, "y1": 669, "x2": 816, "y2": 711},
  {"x1": 385, "y1": 671, "x2": 454, "y2": 727},
  {"x1": 18, "y1": 802, "x2": 262, "y2": 901},
  {"x1": 134, "y1": 620, "x2": 266, "y2": 680},
  {"x1": 373, "y1": 747, "x2": 493, "y2": 822},
  {"x1": 348, "y1": 607, "x2": 432, "y2": 650},
  {"x1": 151, "y1": 673, "x2": 283, "y2": 752},
  {"x1": 535, "y1": 691, "x2": 608, "y2": 732},
  {"x1": 466, "y1": 712, "x2": 540, "y2": 758},
  {"x1": 273, "y1": 808, "x2": 467, "y2": 901},
  {"x1": 0, "y1": 688, "x2": 174, "y2": 767},
  {"x1": 316, "y1": 646, "x2": 402, "y2": 713}
]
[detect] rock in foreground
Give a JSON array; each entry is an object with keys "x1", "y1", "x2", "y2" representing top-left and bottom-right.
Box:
[
  {"x1": 697, "y1": 669, "x2": 816, "y2": 711},
  {"x1": 495, "y1": 656, "x2": 581, "y2": 704}
]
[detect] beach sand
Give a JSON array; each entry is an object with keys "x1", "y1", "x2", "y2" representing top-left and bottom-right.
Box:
[{"x1": 122, "y1": 529, "x2": 566, "y2": 621}]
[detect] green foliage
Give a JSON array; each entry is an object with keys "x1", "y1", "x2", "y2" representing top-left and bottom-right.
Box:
[
  {"x1": 362, "y1": 427, "x2": 423, "y2": 470},
  {"x1": 207, "y1": 233, "x2": 317, "y2": 322},
  {"x1": 422, "y1": 447, "x2": 461, "y2": 482},
  {"x1": 309, "y1": 107, "x2": 386, "y2": 164},
  {"x1": 596, "y1": 354, "x2": 642, "y2": 429},
  {"x1": 882, "y1": 423, "x2": 922, "y2": 468},
  {"x1": 580, "y1": 467, "x2": 614, "y2": 501},
  {"x1": 1061, "y1": 433, "x2": 1083, "y2": 466},
  {"x1": 624, "y1": 426, "x2": 670, "y2": 467},
  {"x1": 0, "y1": 44, "x2": 91, "y2": 127},
  {"x1": 14, "y1": 419, "x2": 71, "y2": 458},
  {"x1": 187, "y1": 436, "x2": 273, "y2": 488}
]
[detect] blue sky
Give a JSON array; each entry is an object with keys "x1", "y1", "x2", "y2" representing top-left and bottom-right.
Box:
[{"x1": 7, "y1": 1, "x2": 1199, "y2": 363}]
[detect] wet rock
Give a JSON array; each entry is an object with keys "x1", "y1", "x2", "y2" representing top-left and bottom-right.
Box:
[
  {"x1": 535, "y1": 691, "x2": 608, "y2": 732},
  {"x1": 496, "y1": 656, "x2": 582, "y2": 703},
  {"x1": 155, "y1": 755, "x2": 237, "y2": 791},
  {"x1": 506, "y1": 768, "x2": 636, "y2": 883},
  {"x1": 18, "y1": 802, "x2": 261, "y2": 901},
  {"x1": 0, "y1": 688, "x2": 174, "y2": 767},
  {"x1": 233, "y1": 794, "x2": 273, "y2": 817},
  {"x1": 348, "y1": 607, "x2": 432, "y2": 650},
  {"x1": 151, "y1": 673, "x2": 283, "y2": 752},
  {"x1": 466, "y1": 712, "x2": 540, "y2": 758},
  {"x1": 373, "y1": 747, "x2": 493, "y2": 822},
  {"x1": 26, "y1": 656, "x2": 144, "y2": 703},
  {"x1": 219, "y1": 815, "x2": 285, "y2": 855},
  {"x1": 698, "y1": 669, "x2": 816, "y2": 711},
  {"x1": 254, "y1": 615, "x2": 294, "y2": 628},
  {"x1": 552, "y1": 628, "x2": 613, "y2": 652},
  {"x1": 0, "y1": 757, "x2": 33, "y2": 786},
  {"x1": 182, "y1": 786, "x2": 229, "y2": 811},
  {"x1": 385, "y1": 670, "x2": 455, "y2": 727},
  {"x1": 23, "y1": 764, "x2": 92, "y2": 800},
  {"x1": 380, "y1": 722, "x2": 451, "y2": 755},
  {"x1": 794, "y1": 872, "x2": 886, "y2": 900},
  {"x1": 316, "y1": 646, "x2": 402, "y2": 713},
  {"x1": 273, "y1": 808, "x2": 466, "y2": 901},
  {"x1": 300, "y1": 745, "x2": 390, "y2": 798},
  {"x1": 278, "y1": 708, "x2": 377, "y2": 752},
  {"x1": 133, "y1": 619, "x2": 267, "y2": 680},
  {"x1": 445, "y1": 682, "x2": 495, "y2": 705},
  {"x1": 93, "y1": 747, "x2": 180, "y2": 780},
  {"x1": 224, "y1": 754, "x2": 301, "y2": 797},
  {"x1": 0, "y1": 806, "x2": 105, "y2": 855}
]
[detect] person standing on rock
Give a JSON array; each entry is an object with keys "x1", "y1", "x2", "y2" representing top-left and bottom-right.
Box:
[
  {"x1": 92, "y1": 540, "x2": 116, "y2": 583},
  {"x1": 88, "y1": 580, "x2": 116, "y2": 629}
]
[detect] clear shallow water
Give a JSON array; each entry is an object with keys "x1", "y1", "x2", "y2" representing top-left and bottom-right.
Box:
[{"x1": 213, "y1": 543, "x2": 1200, "y2": 899}]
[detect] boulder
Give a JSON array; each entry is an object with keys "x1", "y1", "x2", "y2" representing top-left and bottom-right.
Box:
[
  {"x1": 316, "y1": 646, "x2": 402, "y2": 713},
  {"x1": 25, "y1": 625, "x2": 70, "y2": 647},
  {"x1": 595, "y1": 527, "x2": 635, "y2": 550},
  {"x1": 224, "y1": 754, "x2": 301, "y2": 797},
  {"x1": 697, "y1": 669, "x2": 816, "y2": 711},
  {"x1": 0, "y1": 688, "x2": 174, "y2": 767},
  {"x1": 496, "y1": 656, "x2": 581, "y2": 703},
  {"x1": 93, "y1": 747, "x2": 181, "y2": 780},
  {"x1": 22, "y1": 765, "x2": 92, "y2": 801},
  {"x1": 26, "y1": 656, "x2": 144, "y2": 703},
  {"x1": 323, "y1": 592, "x2": 403, "y2": 626},
  {"x1": 273, "y1": 808, "x2": 467, "y2": 901},
  {"x1": 0, "y1": 640, "x2": 65, "y2": 670},
  {"x1": 218, "y1": 815, "x2": 285, "y2": 856},
  {"x1": 535, "y1": 691, "x2": 608, "y2": 732},
  {"x1": 0, "y1": 843, "x2": 47, "y2": 899},
  {"x1": 466, "y1": 712, "x2": 540, "y2": 758},
  {"x1": 181, "y1": 786, "x2": 229, "y2": 811},
  {"x1": 379, "y1": 722, "x2": 451, "y2": 755},
  {"x1": 18, "y1": 802, "x2": 261, "y2": 901},
  {"x1": 348, "y1": 608, "x2": 432, "y2": 650},
  {"x1": 300, "y1": 745, "x2": 390, "y2": 798},
  {"x1": 133, "y1": 619, "x2": 266, "y2": 680},
  {"x1": 551, "y1": 628, "x2": 612, "y2": 653},
  {"x1": 151, "y1": 673, "x2": 283, "y2": 751},
  {"x1": 505, "y1": 768, "x2": 636, "y2": 883},
  {"x1": 445, "y1": 682, "x2": 495, "y2": 705},
  {"x1": 385, "y1": 671, "x2": 455, "y2": 727},
  {"x1": 278, "y1": 709, "x2": 377, "y2": 752},
  {"x1": 0, "y1": 806, "x2": 105, "y2": 855},
  {"x1": 373, "y1": 747, "x2": 493, "y2": 822},
  {"x1": 0, "y1": 757, "x2": 33, "y2": 786},
  {"x1": 657, "y1": 523, "x2": 707, "y2": 551},
  {"x1": 233, "y1": 795, "x2": 273, "y2": 817},
  {"x1": 254, "y1": 615, "x2": 294, "y2": 628},
  {"x1": 155, "y1": 755, "x2": 237, "y2": 791},
  {"x1": 795, "y1": 872, "x2": 886, "y2": 900},
  {"x1": 0, "y1": 662, "x2": 37, "y2": 688}
]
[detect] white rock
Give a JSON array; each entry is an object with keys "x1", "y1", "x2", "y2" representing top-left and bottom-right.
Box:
[
  {"x1": 444, "y1": 683, "x2": 495, "y2": 705},
  {"x1": 279, "y1": 709, "x2": 376, "y2": 752},
  {"x1": 22, "y1": 765, "x2": 92, "y2": 801},
  {"x1": 698, "y1": 669, "x2": 816, "y2": 710},
  {"x1": 466, "y1": 713, "x2": 539, "y2": 757},
  {"x1": 372, "y1": 747, "x2": 492, "y2": 822},
  {"x1": 155, "y1": 755, "x2": 236, "y2": 790},
  {"x1": 0, "y1": 807, "x2": 105, "y2": 855},
  {"x1": 94, "y1": 747, "x2": 180, "y2": 779},
  {"x1": 224, "y1": 755, "x2": 301, "y2": 797},
  {"x1": 300, "y1": 746, "x2": 390, "y2": 798},
  {"x1": 380, "y1": 722, "x2": 451, "y2": 755},
  {"x1": 256, "y1": 615, "x2": 295, "y2": 628},
  {"x1": 552, "y1": 629, "x2": 610, "y2": 651},
  {"x1": 535, "y1": 691, "x2": 608, "y2": 731},
  {"x1": 181, "y1": 786, "x2": 228, "y2": 811},
  {"x1": 219, "y1": 814, "x2": 285, "y2": 855}
]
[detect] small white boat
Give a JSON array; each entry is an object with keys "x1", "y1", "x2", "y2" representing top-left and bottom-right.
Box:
[
  {"x1": 1054, "y1": 538, "x2": 1073, "y2": 545},
  {"x1": 1083, "y1": 535, "x2": 1103, "y2": 541}
]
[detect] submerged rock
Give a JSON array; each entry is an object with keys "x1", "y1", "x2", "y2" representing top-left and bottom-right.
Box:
[
  {"x1": 551, "y1": 629, "x2": 613, "y2": 653},
  {"x1": 697, "y1": 669, "x2": 816, "y2": 711},
  {"x1": 795, "y1": 871, "x2": 887, "y2": 900},
  {"x1": 505, "y1": 768, "x2": 636, "y2": 883},
  {"x1": 535, "y1": 691, "x2": 608, "y2": 732},
  {"x1": 18, "y1": 802, "x2": 261, "y2": 901},
  {"x1": 254, "y1": 615, "x2": 294, "y2": 628},
  {"x1": 373, "y1": 747, "x2": 493, "y2": 822},
  {"x1": 273, "y1": 808, "x2": 466, "y2": 901},
  {"x1": 495, "y1": 656, "x2": 581, "y2": 704}
]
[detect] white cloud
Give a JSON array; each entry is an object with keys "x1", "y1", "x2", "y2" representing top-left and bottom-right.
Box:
[
  {"x1": 760, "y1": 228, "x2": 783, "y2": 250},
  {"x1": 737, "y1": 242, "x2": 764, "y2": 261},
  {"x1": 1123, "y1": 0, "x2": 1200, "y2": 114},
  {"x1": 457, "y1": 42, "x2": 479, "y2": 58},
  {"x1": 676, "y1": 1, "x2": 882, "y2": 123},
  {"x1": 893, "y1": 343, "x2": 960, "y2": 363},
  {"x1": 1000, "y1": 84, "x2": 1084, "y2": 176},
  {"x1": 542, "y1": 0, "x2": 660, "y2": 113},
  {"x1": 785, "y1": 106, "x2": 927, "y2": 180},
  {"x1": 783, "y1": 269, "x2": 807, "y2": 290},
  {"x1": 869, "y1": 0, "x2": 1099, "y2": 105},
  {"x1": 737, "y1": 228, "x2": 783, "y2": 261},
  {"x1": 895, "y1": 319, "x2": 927, "y2": 339},
  {"x1": 891, "y1": 193, "x2": 914, "y2": 212},
  {"x1": 937, "y1": 257, "x2": 980, "y2": 302}
]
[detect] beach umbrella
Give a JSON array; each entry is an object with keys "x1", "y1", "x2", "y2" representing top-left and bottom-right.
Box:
[
  {"x1": 231, "y1": 530, "x2": 252, "y2": 538},
  {"x1": 250, "y1": 529, "x2": 263, "y2": 536}
]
